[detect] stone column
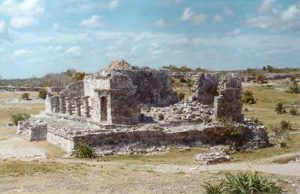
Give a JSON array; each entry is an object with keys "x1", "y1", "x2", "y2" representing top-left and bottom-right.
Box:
[
  {"x1": 65, "y1": 97, "x2": 73, "y2": 115},
  {"x1": 82, "y1": 96, "x2": 90, "y2": 117},
  {"x1": 53, "y1": 96, "x2": 60, "y2": 113},
  {"x1": 45, "y1": 93, "x2": 53, "y2": 113},
  {"x1": 59, "y1": 95, "x2": 66, "y2": 114},
  {"x1": 74, "y1": 97, "x2": 81, "y2": 116}
]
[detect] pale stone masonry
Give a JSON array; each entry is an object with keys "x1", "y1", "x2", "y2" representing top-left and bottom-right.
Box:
[
  {"x1": 18, "y1": 61, "x2": 269, "y2": 154},
  {"x1": 193, "y1": 73, "x2": 218, "y2": 105},
  {"x1": 213, "y1": 76, "x2": 244, "y2": 122}
]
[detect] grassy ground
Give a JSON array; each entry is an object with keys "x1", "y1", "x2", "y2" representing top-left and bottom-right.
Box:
[{"x1": 242, "y1": 83, "x2": 300, "y2": 130}]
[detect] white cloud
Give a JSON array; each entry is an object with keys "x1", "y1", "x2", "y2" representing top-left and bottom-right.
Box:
[
  {"x1": 281, "y1": 5, "x2": 299, "y2": 22},
  {"x1": 0, "y1": 0, "x2": 44, "y2": 28},
  {"x1": 13, "y1": 49, "x2": 30, "y2": 57},
  {"x1": 11, "y1": 16, "x2": 37, "y2": 28},
  {"x1": 65, "y1": 46, "x2": 81, "y2": 56},
  {"x1": 181, "y1": 8, "x2": 193, "y2": 21},
  {"x1": 223, "y1": 6, "x2": 234, "y2": 16},
  {"x1": 213, "y1": 14, "x2": 222, "y2": 22},
  {"x1": 154, "y1": 18, "x2": 171, "y2": 27},
  {"x1": 0, "y1": 20, "x2": 11, "y2": 41},
  {"x1": 107, "y1": 0, "x2": 119, "y2": 11},
  {"x1": 80, "y1": 15, "x2": 102, "y2": 28},
  {"x1": 192, "y1": 14, "x2": 207, "y2": 25},
  {"x1": 227, "y1": 28, "x2": 241, "y2": 37},
  {"x1": 181, "y1": 8, "x2": 207, "y2": 25},
  {"x1": 258, "y1": 0, "x2": 276, "y2": 13},
  {"x1": 247, "y1": 1, "x2": 300, "y2": 32}
]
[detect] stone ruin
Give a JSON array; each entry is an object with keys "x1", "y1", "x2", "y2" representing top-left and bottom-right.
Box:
[
  {"x1": 18, "y1": 61, "x2": 269, "y2": 155},
  {"x1": 193, "y1": 73, "x2": 218, "y2": 105}
]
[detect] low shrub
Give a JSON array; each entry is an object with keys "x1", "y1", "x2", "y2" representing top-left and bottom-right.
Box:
[
  {"x1": 225, "y1": 172, "x2": 281, "y2": 194},
  {"x1": 179, "y1": 77, "x2": 187, "y2": 83},
  {"x1": 202, "y1": 182, "x2": 224, "y2": 194},
  {"x1": 203, "y1": 172, "x2": 282, "y2": 194},
  {"x1": 280, "y1": 120, "x2": 292, "y2": 130},
  {"x1": 72, "y1": 143, "x2": 96, "y2": 159},
  {"x1": 242, "y1": 90, "x2": 256, "y2": 104},
  {"x1": 178, "y1": 92, "x2": 185, "y2": 101},
  {"x1": 287, "y1": 80, "x2": 299, "y2": 94},
  {"x1": 21, "y1": 93, "x2": 30, "y2": 100},
  {"x1": 11, "y1": 113, "x2": 31, "y2": 125},
  {"x1": 289, "y1": 108, "x2": 298, "y2": 116},
  {"x1": 38, "y1": 89, "x2": 48, "y2": 100},
  {"x1": 275, "y1": 103, "x2": 286, "y2": 114}
]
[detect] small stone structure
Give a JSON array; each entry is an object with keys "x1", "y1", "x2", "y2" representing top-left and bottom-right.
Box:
[
  {"x1": 18, "y1": 61, "x2": 268, "y2": 154},
  {"x1": 213, "y1": 76, "x2": 243, "y2": 122},
  {"x1": 193, "y1": 73, "x2": 218, "y2": 104}
]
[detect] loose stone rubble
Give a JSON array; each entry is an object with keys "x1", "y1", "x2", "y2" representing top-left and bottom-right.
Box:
[{"x1": 18, "y1": 60, "x2": 269, "y2": 155}]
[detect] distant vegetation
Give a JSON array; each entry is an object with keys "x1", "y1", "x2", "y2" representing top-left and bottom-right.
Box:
[
  {"x1": 242, "y1": 90, "x2": 256, "y2": 104},
  {"x1": 11, "y1": 113, "x2": 31, "y2": 126},
  {"x1": 162, "y1": 65, "x2": 209, "y2": 73},
  {"x1": 0, "y1": 69, "x2": 86, "y2": 88},
  {"x1": 21, "y1": 93, "x2": 30, "y2": 101},
  {"x1": 38, "y1": 89, "x2": 48, "y2": 100}
]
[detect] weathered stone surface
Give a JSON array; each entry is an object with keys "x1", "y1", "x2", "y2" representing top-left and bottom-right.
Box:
[
  {"x1": 17, "y1": 113, "x2": 269, "y2": 154},
  {"x1": 195, "y1": 151, "x2": 231, "y2": 165},
  {"x1": 214, "y1": 76, "x2": 244, "y2": 122},
  {"x1": 17, "y1": 118, "x2": 47, "y2": 141},
  {"x1": 193, "y1": 73, "x2": 218, "y2": 104},
  {"x1": 105, "y1": 60, "x2": 179, "y2": 107},
  {"x1": 141, "y1": 101, "x2": 213, "y2": 124}
]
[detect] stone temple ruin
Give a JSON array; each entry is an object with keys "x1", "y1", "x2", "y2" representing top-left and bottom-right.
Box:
[{"x1": 18, "y1": 60, "x2": 269, "y2": 154}]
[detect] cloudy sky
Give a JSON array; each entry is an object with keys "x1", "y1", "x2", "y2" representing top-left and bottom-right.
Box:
[{"x1": 0, "y1": 0, "x2": 300, "y2": 78}]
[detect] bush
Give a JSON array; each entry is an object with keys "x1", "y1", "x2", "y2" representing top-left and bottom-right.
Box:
[
  {"x1": 178, "y1": 92, "x2": 185, "y2": 101},
  {"x1": 38, "y1": 89, "x2": 47, "y2": 100},
  {"x1": 225, "y1": 172, "x2": 281, "y2": 194},
  {"x1": 21, "y1": 93, "x2": 30, "y2": 100},
  {"x1": 202, "y1": 182, "x2": 224, "y2": 194},
  {"x1": 72, "y1": 143, "x2": 96, "y2": 159},
  {"x1": 290, "y1": 108, "x2": 298, "y2": 116},
  {"x1": 275, "y1": 103, "x2": 286, "y2": 114},
  {"x1": 11, "y1": 113, "x2": 31, "y2": 125},
  {"x1": 179, "y1": 77, "x2": 187, "y2": 83},
  {"x1": 280, "y1": 120, "x2": 292, "y2": 130},
  {"x1": 242, "y1": 90, "x2": 256, "y2": 104},
  {"x1": 288, "y1": 80, "x2": 299, "y2": 93},
  {"x1": 202, "y1": 172, "x2": 281, "y2": 194}
]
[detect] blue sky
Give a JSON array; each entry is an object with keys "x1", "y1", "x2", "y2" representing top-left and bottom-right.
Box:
[{"x1": 0, "y1": 0, "x2": 300, "y2": 78}]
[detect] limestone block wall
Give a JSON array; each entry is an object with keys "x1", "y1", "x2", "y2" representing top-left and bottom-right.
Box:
[
  {"x1": 60, "y1": 81, "x2": 84, "y2": 97},
  {"x1": 193, "y1": 73, "x2": 218, "y2": 104},
  {"x1": 17, "y1": 119, "x2": 47, "y2": 141},
  {"x1": 118, "y1": 68, "x2": 179, "y2": 107},
  {"x1": 213, "y1": 77, "x2": 243, "y2": 122}
]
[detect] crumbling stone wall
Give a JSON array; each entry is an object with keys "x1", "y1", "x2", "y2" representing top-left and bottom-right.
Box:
[
  {"x1": 102, "y1": 60, "x2": 178, "y2": 107},
  {"x1": 193, "y1": 73, "x2": 218, "y2": 104},
  {"x1": 17, "y1": 119, "x2": 47, "y2": 141},
  {"x1": 60, "y1": 81, "x2": 84, "y2": 97},
  {"x1": 213, "y1": 76, "x2": 243, "y2": 122}
]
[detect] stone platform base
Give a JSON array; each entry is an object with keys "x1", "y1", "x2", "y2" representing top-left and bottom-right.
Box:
[{"x1": 17, "y1": 113, "x2": 269, "y2": 154}]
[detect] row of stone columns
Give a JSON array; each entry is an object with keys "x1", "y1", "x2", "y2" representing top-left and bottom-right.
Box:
[{"x1": 51, "y1": 95, "x2": 90, "y2": 117}]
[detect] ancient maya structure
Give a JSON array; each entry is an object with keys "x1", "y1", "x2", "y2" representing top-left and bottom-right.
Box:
[{"x1": 18, "y1": 61, "x2": 269, "y2": 154}]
